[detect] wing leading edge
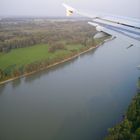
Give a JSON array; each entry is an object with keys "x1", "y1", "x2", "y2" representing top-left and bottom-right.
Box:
[{"x1": 62, "y1": 3, "x2": 140, "y2": 46}]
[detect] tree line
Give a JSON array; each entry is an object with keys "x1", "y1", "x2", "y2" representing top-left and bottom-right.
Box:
[
  {"x1": 0, "y1": 20, "x2": 97, "y2": 52},
  {"x1": 105, "y1": 88, "x2": 140, "y2": 140}
]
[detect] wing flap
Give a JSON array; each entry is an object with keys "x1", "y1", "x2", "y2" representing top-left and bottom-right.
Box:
[{"x1": 89, "y1": 19, "x2": 140, "y2": 41}]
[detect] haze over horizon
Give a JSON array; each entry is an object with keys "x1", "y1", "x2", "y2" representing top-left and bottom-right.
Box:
[{"x1": 0, "y1": 0, "x2": 140, "y2": 18}]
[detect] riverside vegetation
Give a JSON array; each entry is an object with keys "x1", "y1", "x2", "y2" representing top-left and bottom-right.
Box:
[
  {"x1": 105, "y1": 78, "x2": 140, "y2": 140},
  {"x1": 0, "y1": 18, "x2": 108, "y2": 83},
  {"x1": 105, "y1": 92, "x2": 140, "y2": 140}
]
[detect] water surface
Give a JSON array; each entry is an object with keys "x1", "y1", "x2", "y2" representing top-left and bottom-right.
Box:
[{"x1": 0, "y1": 38, "x2": 140, "y2": 140}]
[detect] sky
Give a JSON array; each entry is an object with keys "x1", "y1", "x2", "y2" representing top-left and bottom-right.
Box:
[{"x1": 0, "y1": 0, "x2": 140, "y2": 18}]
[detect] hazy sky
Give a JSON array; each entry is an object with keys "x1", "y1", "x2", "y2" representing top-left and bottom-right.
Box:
[{"x1": 0, "y1": 0, "x2": 140, "y2": 18}]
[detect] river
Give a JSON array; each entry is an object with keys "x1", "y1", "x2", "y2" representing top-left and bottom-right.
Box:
[{"x1": 0, "y1": 38, "x2": 140, "y2": 140}]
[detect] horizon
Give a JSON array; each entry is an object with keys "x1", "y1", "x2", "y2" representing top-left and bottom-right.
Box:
[{"x1": 0, "y1": 0, "x2": 140, "y2": 18}]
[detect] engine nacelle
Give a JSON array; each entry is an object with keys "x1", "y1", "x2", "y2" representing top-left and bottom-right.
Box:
[
  {"x1": 93, "y1": 32, "x2": 109, "y2": 39},
  {"x1": 96, "y1": 26, "x2": 104, "y2": 32}
]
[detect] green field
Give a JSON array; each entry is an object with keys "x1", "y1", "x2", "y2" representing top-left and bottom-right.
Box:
[
  {"x1": 0, "y1": 19, "x2": 109, "y2": 83},
  {"x1": 0, "y1": 44, "x2": 84, "y2": 70}
]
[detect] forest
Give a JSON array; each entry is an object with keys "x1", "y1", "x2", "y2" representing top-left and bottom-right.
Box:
[
  {"x1": 105, "y1": 79, "x2": 140, "y2": 140},
  {"x1": 0, "y1": 18, "x2": 96, "y2": 52},
  {"x1": 0, "y1": 18, "x2": 106, "y2": 83}
]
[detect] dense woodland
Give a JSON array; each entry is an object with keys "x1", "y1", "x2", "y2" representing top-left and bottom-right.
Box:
[
  {"x1": 105, "y1": 81, "x2": 140, "y2": 140},
  {"x1": 0, "y1": 18, "x2": 101, "y2": 82},
  {"x1": 0, "y1": 18, "x2": 96, "y2": 52}
]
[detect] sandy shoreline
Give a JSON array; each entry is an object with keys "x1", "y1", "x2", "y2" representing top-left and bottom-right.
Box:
[{"x1": 0, "y1": 37, "x2": 113, "y2": 85}]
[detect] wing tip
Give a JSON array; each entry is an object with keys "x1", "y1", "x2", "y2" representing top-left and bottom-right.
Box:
[{"x1": 62, "y1": 3, "x2": 75, "y2": 16}]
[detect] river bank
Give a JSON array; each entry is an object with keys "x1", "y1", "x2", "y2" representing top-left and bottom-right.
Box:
[
  {"x1": 105, "y1": 90, "x2": 140, "y2": 140},
  {"x1": 1, "y1": 35, "x2": 139, "y2": 140},
  {"x1": 0, "y1": 37, "x2": 112, "y2": 85}
]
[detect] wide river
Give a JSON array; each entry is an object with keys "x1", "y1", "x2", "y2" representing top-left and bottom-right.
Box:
[{"x1": 0, "y1": 38, "x2": 140, "y2": 140}]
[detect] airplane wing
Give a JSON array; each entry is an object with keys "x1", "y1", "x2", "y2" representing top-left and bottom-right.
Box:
[{"x1": 62, "y1": 3, "x2": 140, "y2": 46}]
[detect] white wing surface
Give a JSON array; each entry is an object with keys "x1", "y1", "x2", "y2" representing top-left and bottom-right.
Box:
[{"x1": 62, "y1": 3, "x2": 140, "y2": 46}]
